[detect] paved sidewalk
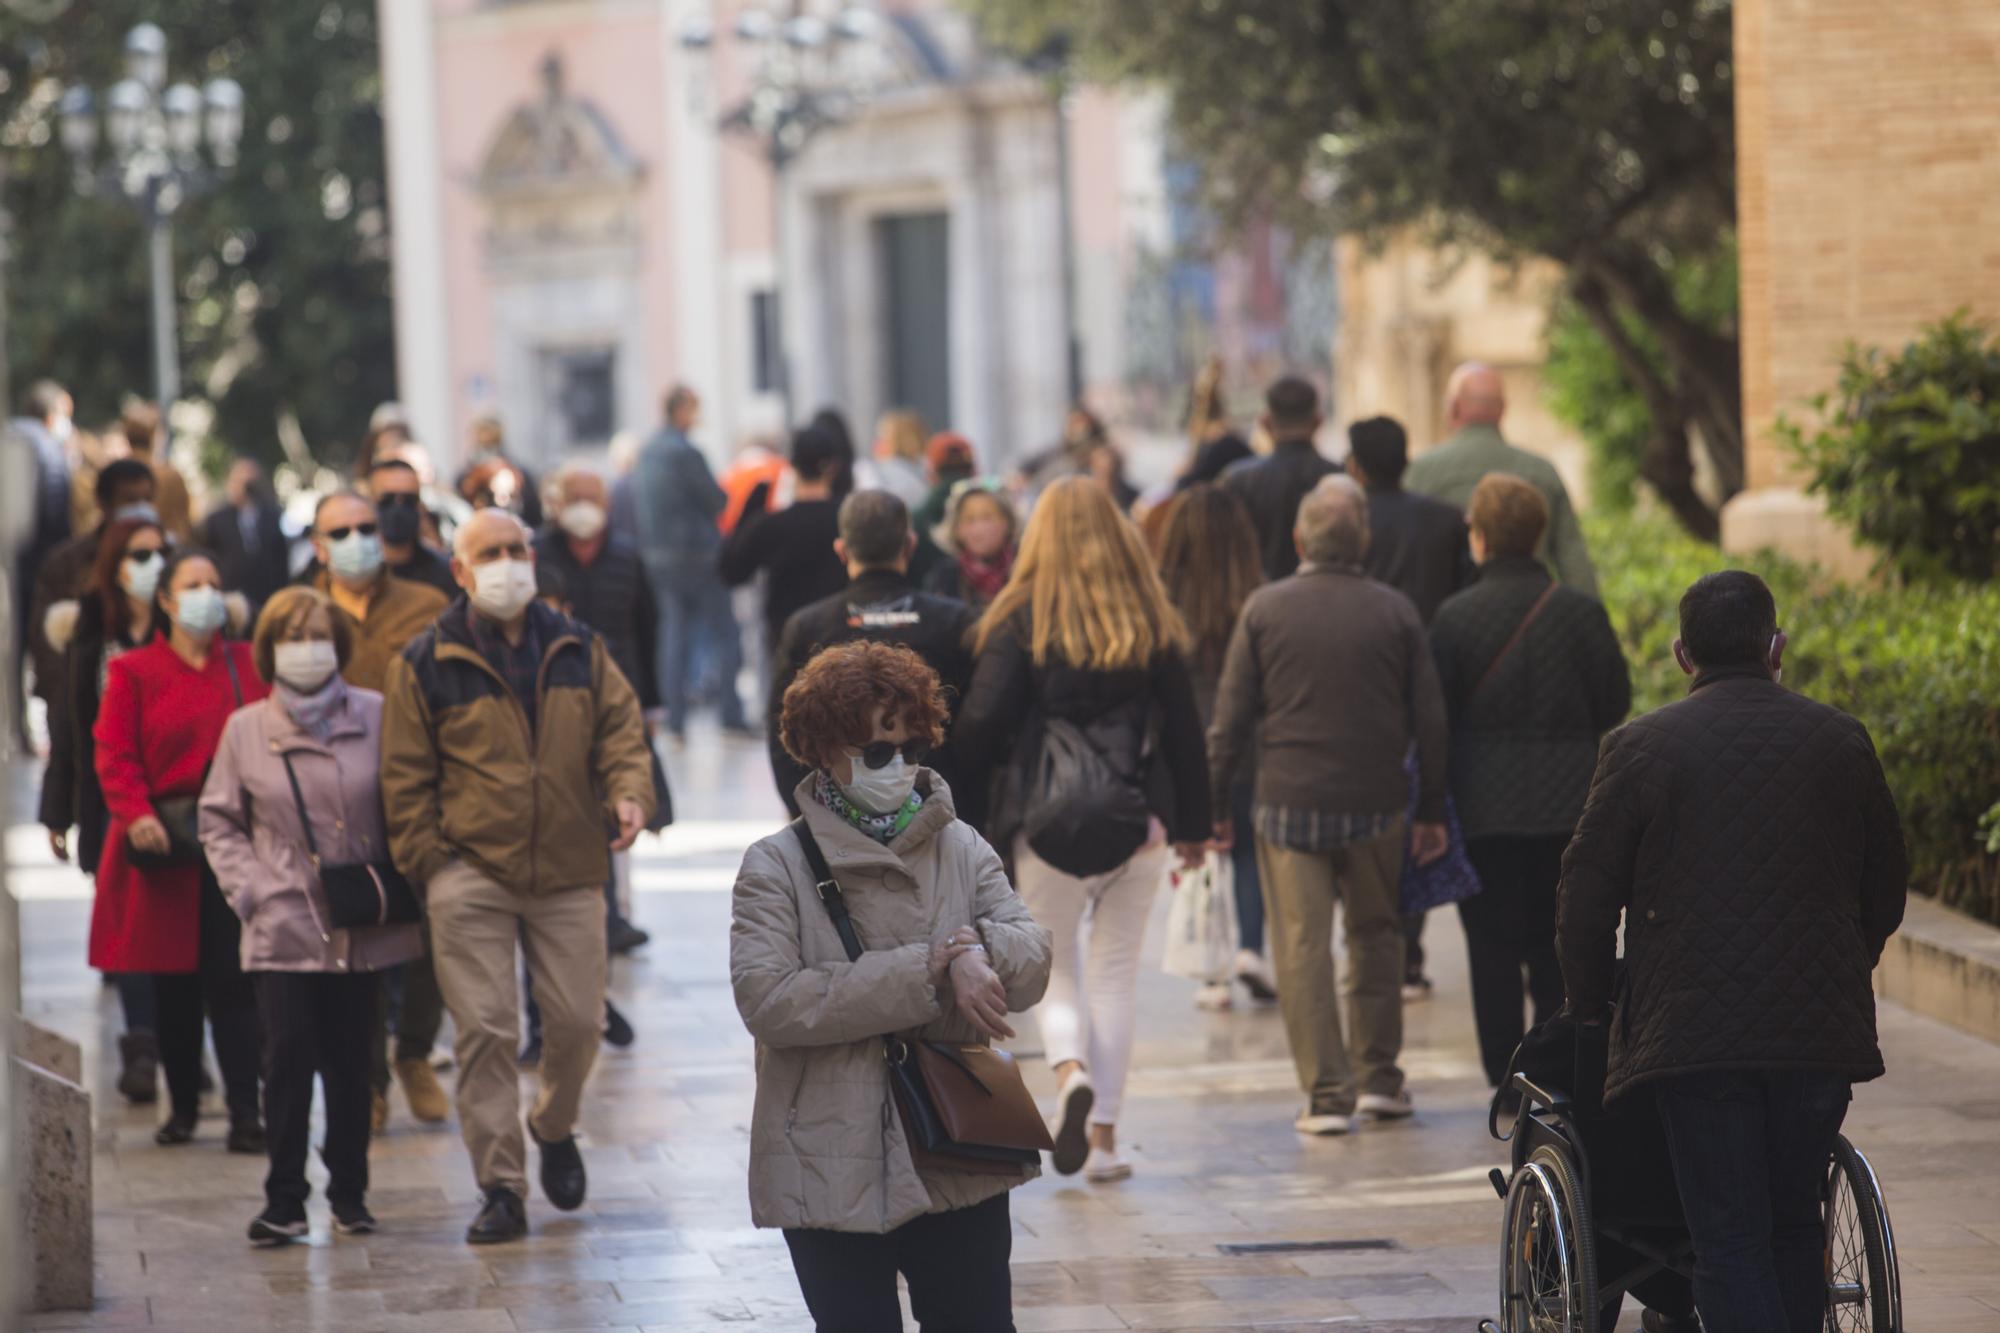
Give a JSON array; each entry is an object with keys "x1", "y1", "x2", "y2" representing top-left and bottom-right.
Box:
[{"x1": 10, "y1": 731, "x2": 2000, "y2": 1330}]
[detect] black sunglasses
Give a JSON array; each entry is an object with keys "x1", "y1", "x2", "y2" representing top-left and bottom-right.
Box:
[
  {"x1": 124, "y1": 549, "x2": 162, "y2": 565},
  {"x1": 854, "y1": 740, "x2": 929, "y2": 770},
  {"x1": 324, "y1": 522, "x2": 379, "y2": 541}
]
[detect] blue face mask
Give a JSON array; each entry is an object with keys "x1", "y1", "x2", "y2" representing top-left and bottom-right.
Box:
[
  {"x1": 328, "y1": 530, "x2": 385, "y2": 581},
  {"x1": 173, "y1": 585, "x2": 227, "y2": 638}
]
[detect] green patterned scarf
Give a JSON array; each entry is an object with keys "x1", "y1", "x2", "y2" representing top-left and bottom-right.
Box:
[{"x1": 814, "y1": 770, "x2": 922, "y2": 843}]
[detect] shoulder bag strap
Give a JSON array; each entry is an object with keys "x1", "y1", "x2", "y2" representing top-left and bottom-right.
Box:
[
  {"x1": 1473, "y1": 584, "x2": 1558, "y2": 698},
  {"x1": 223, "y1": 647, "x2": 244, "y2": 707},
  {"x1": 277, "y1": 751, "x2": 322, "y2": 870},
  {"x1": 791, "y1": 818, "x2": 863, "y2": 964}
]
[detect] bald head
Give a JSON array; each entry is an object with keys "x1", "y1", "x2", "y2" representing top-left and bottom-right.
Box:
[
  {"x1": 1446, "y1": 362, "x2": 1507, "y2": 429},
  {"x1": 453, "y1": 507, "x2": 533, "y2": 564}
]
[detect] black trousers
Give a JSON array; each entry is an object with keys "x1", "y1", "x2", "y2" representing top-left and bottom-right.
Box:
[
  {"x1": 784, "y1": 1192, "x2": 1015, "y2": 1333},
  {"x1": 1457, "y1": 834, "x2": 1568, "y2": 1087},
  {"x1": 257, "y1": 970, "x2": 379, "y2": 1213},
  {"x1": 371, "y1": 925, "x2": 444, "y2": 1092},
  {"x1": 154, "y1": 870, "x2": 261, "y2": 1124}
]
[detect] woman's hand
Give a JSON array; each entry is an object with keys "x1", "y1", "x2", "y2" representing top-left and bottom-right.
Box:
[
  {"x1": 948, "y1": 950, "x2": 1016, "y2": 1041},
  {"x1": 928, "y1": 926, "x2": 980, "y2": 985},
  {"x1": 47, "y1": 828, "x2": 70, "y2": 863},
  {"x1": 127, "y1": 815, "x2": 170, "y2": 856},
  {"x1": 1172, "y1": 841, "x2": 1207, "y2": 872}
]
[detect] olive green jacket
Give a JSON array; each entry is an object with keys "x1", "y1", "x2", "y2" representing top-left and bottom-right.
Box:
[{"x1": 1404, "y1": 424, "x2": 1599, "y2": 597}]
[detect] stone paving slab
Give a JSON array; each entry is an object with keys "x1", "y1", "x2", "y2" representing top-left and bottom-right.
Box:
[{"x1": 12, "y1": 733, "x2": 2000, "y2": 1330}]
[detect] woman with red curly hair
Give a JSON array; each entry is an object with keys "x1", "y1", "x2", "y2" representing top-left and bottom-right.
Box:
[{"x1": 731, "y1": 640, "x2": 1051, "y2": 1328}]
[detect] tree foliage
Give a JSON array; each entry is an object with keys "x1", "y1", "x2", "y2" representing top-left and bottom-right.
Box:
[
  {"x1": 974, "y1": 0, "x2": 1743, "y2": 534},
  {"x1": 1780, "y1": 314, "x2": 2000, "y2": 585},
  {"x1": 1, "y1": 0, "x2": 392, "y2": 473}
]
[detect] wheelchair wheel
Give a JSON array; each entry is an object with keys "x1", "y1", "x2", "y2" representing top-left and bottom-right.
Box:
[
  {"x1": 1499, "y1": 1144, "x2": 1598, "y2": 1333},
  {"x1": 1824, "y1": 1135, "x2": 1901, "y2": 1332}
]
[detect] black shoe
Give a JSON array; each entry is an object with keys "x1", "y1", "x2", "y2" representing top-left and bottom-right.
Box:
[
  {"x1": 227, "y1": 1121, "x2": 267, "y2": 1155},
  {"x1": 118, "y1": 1033, "x2": 159, "y2": 1104},
  {"x1": 331, "y1": 1203, "x2": 377, "y2": 1236},
  {"x1": 518, "y1": 1036, "x2": 543, "y2": 1069},
  {"x1": 154, "y1": 1113, "x2": 197, "y2": 1146},
  {"x1": 465, "y1": 1188, "x2": 527, "y2": 1245},
  {"x1": 608, "y1": 920, "x2": 650, "y2": 955},
  {"x1": 531, "y1": 1127, "x2": 587, "y2": 1211},
  {"x1": 603, "y1": 1002, "x2": 635, "y2": 1049},
  {"x1": 247, "y1": 1206, "x2": 308, "y2": 1246}
]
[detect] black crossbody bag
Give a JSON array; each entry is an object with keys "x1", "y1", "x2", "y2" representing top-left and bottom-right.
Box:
[
  {"x1": 790, "y1": 819, "x2": 1051, "y2": 1175},
  {"x1": 127, "y1": 650, "x2": 245, "y2": 870},
  {"x1": 278, "y1": 750, "x2": 422, "y2": 929}
]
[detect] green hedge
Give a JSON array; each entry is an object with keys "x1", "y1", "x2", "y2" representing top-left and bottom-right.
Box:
[{"x1": 1587, "y1": 512, "x2": 2000, "y2": 924}]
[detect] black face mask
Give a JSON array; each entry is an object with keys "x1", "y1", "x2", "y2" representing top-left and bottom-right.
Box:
[{"x1": 376, "y1": 499, "x2": 422, "y2": 546}]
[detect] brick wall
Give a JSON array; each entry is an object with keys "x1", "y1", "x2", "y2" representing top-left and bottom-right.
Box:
[{"x1": 1736, "y1": 0, "x2": 2000, "y2": 489}]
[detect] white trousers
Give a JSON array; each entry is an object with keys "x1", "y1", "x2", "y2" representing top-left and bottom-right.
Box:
[{"x1": 1013, "y1": 836, "x2": 1168, "y2": 1127}]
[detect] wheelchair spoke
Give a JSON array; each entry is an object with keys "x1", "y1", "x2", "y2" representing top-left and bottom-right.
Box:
[{"x1": 1824, "y1": 1160, "x2": 1870, "y2": 1331}]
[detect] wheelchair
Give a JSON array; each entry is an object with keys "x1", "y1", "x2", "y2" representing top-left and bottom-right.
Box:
[{"x1": 1478, "y1": 1028, "x2": 1903, "y2": 1332}]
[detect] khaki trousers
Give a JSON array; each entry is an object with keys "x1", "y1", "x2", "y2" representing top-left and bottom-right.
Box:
[
  {"x1": 427, "y1": 859, "x2": 607, "y2": 1196},
  {"x1": 1257, "y1": 827, "x2": 1407, "y2": 1115}
]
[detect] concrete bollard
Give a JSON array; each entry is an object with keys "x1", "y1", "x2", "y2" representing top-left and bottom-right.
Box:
[{"x1": 9, "y1": 1026, "x2": 93, "y2": 1312}]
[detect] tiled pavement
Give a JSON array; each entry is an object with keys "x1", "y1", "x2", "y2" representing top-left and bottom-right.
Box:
[{"x1": 10, "y1": 730, "x2": 2000, "y2": 1331}]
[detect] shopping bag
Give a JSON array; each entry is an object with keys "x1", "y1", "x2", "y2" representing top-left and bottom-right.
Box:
[
  {"x1": 1399, "y1": 749, "x2": 1483, "y2": 914},
  {"x1": 1161, "y1": 852, "x2": 1237, "y2": 982}
]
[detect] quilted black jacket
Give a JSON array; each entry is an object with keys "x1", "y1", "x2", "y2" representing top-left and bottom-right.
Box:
[
  {"x1": 1429, "y1": 556, "x2": 1630, "y2": 839},
  {"x1": 1556, "y1": 666, "x2": 1908, "y2": 1104}
]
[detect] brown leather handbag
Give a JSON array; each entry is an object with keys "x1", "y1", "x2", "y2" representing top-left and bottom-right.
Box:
[{"x1": 791, "y1": 819, "x2": 1055, "y2": 1175}]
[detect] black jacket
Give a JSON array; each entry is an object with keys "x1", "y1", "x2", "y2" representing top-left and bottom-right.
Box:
[
  {"x1": 765, "y1": 569, "x2": 980, "y2": 821},
  {"x1": 1222, "y1": 440, "x2": 1341, "y2": 580},
  {"x1": 719, "y1": 498, "x2": 846, "y2": 648},
  {"x1": 1556, "y1": 668, "x2": 1908, "y2": 1104},
  {"x1": 1363, "y1": 485, "x2": 1476, "y2": 625},
  {"x1": 1429, "y1": 557, "x2": 1630, "y2": 840},
  {"x1": 955, "y1": 615, "x2": 1211, "y2": 852},
  {"x1": 534, "y1": 528, "x2": 660, "y2": 711},
  {"x1": 200, "y1": 501, "x2": 292, "y2": 616},
  {"x1": 39, "y1": 597, "x2": 145, "y2": 875}
]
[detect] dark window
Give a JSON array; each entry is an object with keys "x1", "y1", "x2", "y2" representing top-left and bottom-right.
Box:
[
  {"x1": 751, "y1": 289, "x2": 781, "y2": 395},
  {"x1": 537, "y1": 345, "x2": 616, "y2": 455},
  {"x1": 876, "y1": 212, "x2": 952, "y2": 433}
]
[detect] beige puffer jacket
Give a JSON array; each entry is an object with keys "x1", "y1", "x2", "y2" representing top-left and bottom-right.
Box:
[{"x1": 731, "y1": 773, "x2": 1052, "y2": 1233}]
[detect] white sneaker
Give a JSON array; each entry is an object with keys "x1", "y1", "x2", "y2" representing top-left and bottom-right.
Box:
[
  {"x1": 1356, "y1": 1090, "x2": 1415, "y2": 1122},
  {"x1": 1050, "y1": 1070, "x2": 1095, "y2": 1176},
  {"x1": 1294, "y1": 1109, "x2": 1352, "y2": 1136},
  {"x1": 1234, "y1": 949, "x2": 1279, "y2": 1004},
  {"x1": 1193, "y1": 981, "x2": 1234, "y2": 1011},
  {"x1": 1083, "y1": 1147, "x2": 1132, "y2": 1183}
]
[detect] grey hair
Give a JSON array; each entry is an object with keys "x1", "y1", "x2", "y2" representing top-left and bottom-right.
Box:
[{"x1": 1294, "y1": 474, "x2": 1370, "y2": 565}]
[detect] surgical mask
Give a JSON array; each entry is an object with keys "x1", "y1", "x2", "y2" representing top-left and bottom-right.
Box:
[
  {"x1": 273, "y1": 641, "x2": 340, "y2": 692},
  {"x1": 112, "y1": 501, "x2": 160, "y2": 525},
  {"x1": 839, "y1": 752, "x2": 917, "y2": 816},
  {"x1": 50, "y1": 415, "x2": 74, "y2": 444},
  {"x1": 470, "y1": 558, "x2": 538, "y2": 622},
  {"x1": 558, "y1": 501, "x2": 608, "y2": 542},
  {"x1": 328, "y1": 530, "x2": 385, "y2": 581},
  {"x1": 375, "y1": 497, "x2": 422, "y2": 546},
  {"x1": 172, "y1": 586, "x2": 227, "y2": 638},
  {"x1": 119, "y1": 551, "x2": 162, "y2": 603}
]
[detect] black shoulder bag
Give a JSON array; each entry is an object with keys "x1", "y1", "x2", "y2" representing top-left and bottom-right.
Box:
[
  {"x1": 790, "y1": 818, "x2": 1052, "y2": 1175},
  {"x1": 127, "y1": 650, "x2": 244, "y2": 870},
  {"x1": 278, "y1": 750, "x2": 422, "y2": 929}
]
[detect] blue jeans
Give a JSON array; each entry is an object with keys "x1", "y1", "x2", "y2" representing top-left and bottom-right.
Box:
[
  {"x1": 650, "y1": 561, "x2": 747, "y2": 732},
  {"x1": 1229, "y1": 781, "x2": 1263, "y2": 954},
  {"x1": 1655, "y1": 1069, "x2": 1851, "y2": 1332}
]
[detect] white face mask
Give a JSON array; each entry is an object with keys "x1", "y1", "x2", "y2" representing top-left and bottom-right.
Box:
[
  {"x1": 273, "y1": 641, "x2": 340, "y2": 693},
  {"x1": 119, "y1": 552, "x2": 162, "y2": 604},
  {"x1": 50, "y1": 415, "x2": 74, "y2": 444},
  {"x1": 470, "y1": 558, "x2": 538, "y2": 622},
  {"x1": 558, "y1": 501, "x2": 608, "y2": 542},
  {"x1": 839, "y1": 751, "x2": 917, "y2": 816}
]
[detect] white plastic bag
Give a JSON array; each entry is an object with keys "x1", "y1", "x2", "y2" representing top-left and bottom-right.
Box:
[{"x1": 1161, "y1": 852, "x2": 1237, "y2": 983}]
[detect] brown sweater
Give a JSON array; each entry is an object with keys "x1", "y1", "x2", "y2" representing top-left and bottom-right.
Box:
[
  {"x1": 1208, "y1": 562, "x2": 1447, "y2": 825},
  {"x1": 312, "y1": 569, "x2": 449, "y2": 693}
]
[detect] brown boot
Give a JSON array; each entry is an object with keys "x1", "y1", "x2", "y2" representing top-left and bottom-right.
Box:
[
  {"x1": 395, "y1": 1057, "x2": 450, "y2": 1123},
  {"x1": 371, "y1": 1088, "x2": 390, "y2": 1135}
]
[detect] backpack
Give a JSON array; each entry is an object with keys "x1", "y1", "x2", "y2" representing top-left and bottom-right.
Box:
[{"x1": 1020, "y1": 711, "x2": 1151, "y2": 877}]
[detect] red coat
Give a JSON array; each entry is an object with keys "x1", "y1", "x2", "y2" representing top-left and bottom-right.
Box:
[{"x1": 90, "y1": 637, "x2": 267, "y2": 973}]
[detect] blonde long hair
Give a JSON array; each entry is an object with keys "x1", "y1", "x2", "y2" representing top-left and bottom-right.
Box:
[{"x1": 975, "y1": 477, "x2": 1189, "y2": 670}]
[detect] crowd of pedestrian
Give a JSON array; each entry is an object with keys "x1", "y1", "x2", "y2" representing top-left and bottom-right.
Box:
[{"x1": 5, "y1": 361, "x2": 1909, "y2": 1332}]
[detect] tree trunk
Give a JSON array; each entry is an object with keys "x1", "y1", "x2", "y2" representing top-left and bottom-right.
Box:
[{"x1": 1571, "y1": 273, "x2": 1723, "y2": 541}]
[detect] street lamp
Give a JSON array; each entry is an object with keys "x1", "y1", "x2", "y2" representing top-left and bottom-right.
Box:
[
  {"x1": 55, "y1": 24, "x2": 243, "y2": 409},
  {"x1": 679, "y1": 4, "x2": 884, "y2": 422}
]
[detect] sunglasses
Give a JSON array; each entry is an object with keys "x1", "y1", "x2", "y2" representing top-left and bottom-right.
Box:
[
  {"x1": 124, "y1": 549, "x2": 162, "y2": 565},
  {"x1": 852, "y1": 740, "x2": 929, "y2": 770},
  {"x1": 323, "y1": 522, "x2": 379, "y2": 541}
]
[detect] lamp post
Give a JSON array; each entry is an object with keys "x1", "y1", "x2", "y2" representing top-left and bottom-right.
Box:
[
  {"x1": 55, "y1": 23, "x2": 243, "y2": 409},
  {"x1": 679, "y1": 5, "x2": 883, "y2": 424}
]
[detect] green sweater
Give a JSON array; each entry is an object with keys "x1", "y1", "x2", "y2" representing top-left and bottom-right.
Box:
[{"x1": 1403, "y1": 424, "x2": 1599, "y2": 597}]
